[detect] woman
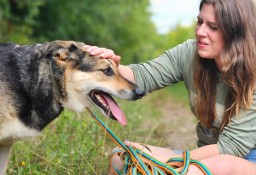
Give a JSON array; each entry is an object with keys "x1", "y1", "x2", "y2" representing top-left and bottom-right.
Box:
[{"x1": 85, "y1": 0, "x2": 256, "y2": 174}]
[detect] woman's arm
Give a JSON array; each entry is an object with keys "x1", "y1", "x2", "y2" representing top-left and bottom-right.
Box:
[
  {"x1": 83, "y1": 39, "x2": 197, "y2": 93},
  {"x1": 190, "y1": 144, "x2": 219, "y2": 160}
]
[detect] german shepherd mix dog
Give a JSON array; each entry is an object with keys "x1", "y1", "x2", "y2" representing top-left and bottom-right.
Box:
[{"x1": 0, "y1": 40, "x2": 144, "y2": 174}]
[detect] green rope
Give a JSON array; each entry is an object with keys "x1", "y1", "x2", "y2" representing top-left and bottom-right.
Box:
[{"x1": 87, "y1": 108, "x2": 213, "y2": 175}]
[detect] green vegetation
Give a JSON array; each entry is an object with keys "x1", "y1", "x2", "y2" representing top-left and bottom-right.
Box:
[
  {"x1": 0, "y1": 0, "x2": 196, "y2": 63},
  {"x1": 1, "y1": 0, "x2": 196, "y2": 174}
]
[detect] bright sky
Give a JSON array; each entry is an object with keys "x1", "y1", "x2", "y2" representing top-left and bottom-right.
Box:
[{"x1": 149, "y1": 0, "x2": 201, "y2": 34}]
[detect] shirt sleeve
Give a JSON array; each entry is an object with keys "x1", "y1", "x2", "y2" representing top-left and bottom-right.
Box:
[
  {"x1": 129, "y1": 39, "x2": 196, "y2": 93},
  {"x1": 217, "y1": 92, "x2": 256, "y2": 157}
]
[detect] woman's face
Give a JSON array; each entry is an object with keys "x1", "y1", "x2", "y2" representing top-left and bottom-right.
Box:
[{"x1": 195, "y1": 4, "x2": 224, "y2": 68}]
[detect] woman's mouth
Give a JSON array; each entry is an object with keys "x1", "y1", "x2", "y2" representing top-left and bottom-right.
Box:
[{"x1": 198, "y1": 40, "x2": 209, "y2": 48}]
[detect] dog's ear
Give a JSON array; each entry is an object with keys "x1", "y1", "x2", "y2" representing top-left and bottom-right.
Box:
[
  {"x1": 50, "y1": 43, "x2": 78, "y2": 61},
  {"x1": 69, "y1": 43, "x2": 77, "y2": 52},
  {"x1": 53, "y1": 49, "x2": 68, "y2": 61},
  {"x1": 46, "y1": 48, "x2": 67, "y2": 61}
]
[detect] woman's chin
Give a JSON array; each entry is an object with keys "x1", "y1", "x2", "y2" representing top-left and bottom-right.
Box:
[{"x1": 197, "y1": 50, "x2": 213, "y2": 60}]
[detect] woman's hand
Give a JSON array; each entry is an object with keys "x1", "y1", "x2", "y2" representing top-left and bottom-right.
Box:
[
  {"x1": 83, "y1": 45, "x2": 121, "y2": 65},
  {"x1": 83, "y1": 44, "x2": 135, "y2": 82},
  {"x1": 124, "y1": 140, "x2": 179, "y2": 163}
]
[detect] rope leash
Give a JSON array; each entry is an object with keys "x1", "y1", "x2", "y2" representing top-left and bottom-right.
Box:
[{"x1": 86, "y1": 108, "x2": 212, "y2": 175}]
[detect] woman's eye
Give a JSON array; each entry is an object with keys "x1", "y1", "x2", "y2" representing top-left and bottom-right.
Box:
[
  {"x1": 210, "y1": 26, "x2": 218, "y2": 31},
  {"x1": 102, "y1": 67, "x2": 114, "y2": 76},
  {"x1": 196, "y1": 17, "x2": 203, "y2": 25},
  {"x1": 197, "y1": 20, "x2": 203, "y2": 25}
]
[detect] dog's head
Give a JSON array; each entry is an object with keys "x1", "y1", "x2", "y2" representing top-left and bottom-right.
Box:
[{"x1": 45, "y1": 40, "x2": 144, "y2": 125}]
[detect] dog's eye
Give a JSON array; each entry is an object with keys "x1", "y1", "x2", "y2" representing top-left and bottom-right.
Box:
[{"x1": 102, "y1": 67, "x2": 114, "y2": 76}]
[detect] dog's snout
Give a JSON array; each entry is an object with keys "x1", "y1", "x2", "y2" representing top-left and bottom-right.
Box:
[{"x1": 134, "y1": 87, "x2": 145, "y2": 99}]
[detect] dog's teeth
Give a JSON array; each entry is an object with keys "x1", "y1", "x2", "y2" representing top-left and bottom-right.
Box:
[
  {"x1": 95, "y1": 94, "x2": 102, "y2": 101},
  {"x1": 95, "y1": 94, "x2": 107, "y2": 105}
]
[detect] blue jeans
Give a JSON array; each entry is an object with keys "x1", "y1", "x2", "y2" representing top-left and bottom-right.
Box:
[{"x1": 244, "y1": 149, "x2": 256, "y2": 163}]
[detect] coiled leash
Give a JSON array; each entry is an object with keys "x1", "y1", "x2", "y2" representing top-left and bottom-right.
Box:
[{"x1": 87, "y1": 108, "x2": 213, "y2": 175}]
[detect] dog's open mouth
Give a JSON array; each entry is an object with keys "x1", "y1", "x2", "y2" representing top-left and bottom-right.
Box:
[{"x1": 89, "y1": 90, "x2": 127, "y2": 126}]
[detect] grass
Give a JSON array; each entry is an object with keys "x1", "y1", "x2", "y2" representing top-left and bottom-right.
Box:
[{"x1": 7, "y1": 83, "x2": 189, "y2": 175}]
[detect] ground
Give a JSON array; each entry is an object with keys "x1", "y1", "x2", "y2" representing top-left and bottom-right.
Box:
[
  {"x1": 145, "y1": 96, "x2": 198, "y2": 150},
  {"x1": 161, "y1": 98, "x2": 198, "y2": 150}
]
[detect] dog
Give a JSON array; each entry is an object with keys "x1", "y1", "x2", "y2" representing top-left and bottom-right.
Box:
[{"x1": 0, "y1": 40, "x2": 144, "y2": 174}]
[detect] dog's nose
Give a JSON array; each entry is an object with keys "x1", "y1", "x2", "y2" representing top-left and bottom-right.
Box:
[{"x1": 135, "y1": 87, "x2": 145, "y2": 99}]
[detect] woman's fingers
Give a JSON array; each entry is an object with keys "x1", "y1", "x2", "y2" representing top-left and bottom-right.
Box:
[
  {"x1": 84, "y1": 46, "x2": 112, "y2": 57},
  {"x1": 83, "y1": 45, "x2": 121, "y2": 65},
  {"x1": 82, "y1": 44, "x2": 92, "y2": 50},
  {"x1": 109, "y1": 55, "x2": 121, "y2": 65},
  {"x1": 124, "y1": 141, "x2": 152, "y2": 154},
  {"x1": 124, "y1": 140, "x2": 141, "y2": 148},
  {"x1": 124, "y1": 141, "x2": 179, "y2": 162},
  {"x1": 98, "y1": 49, "x2": 121, "y2": 65}
]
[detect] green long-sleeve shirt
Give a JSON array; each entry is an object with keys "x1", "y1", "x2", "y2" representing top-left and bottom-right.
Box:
[{"x1": 129, "y1": 39, "x2": 256, "y2": 157}]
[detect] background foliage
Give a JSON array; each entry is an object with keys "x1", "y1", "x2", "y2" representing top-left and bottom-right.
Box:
[
  {"x1": 0, "y1": 0, "x2": 197, "y2": 174},
  {"x1": 0, "y1": 0, "x2": 195, "y2": 63}
]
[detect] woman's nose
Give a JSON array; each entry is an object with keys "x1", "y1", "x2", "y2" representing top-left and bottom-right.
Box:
[{"x1": 196, "y1": 24, "x2": 207, "y2": 37}]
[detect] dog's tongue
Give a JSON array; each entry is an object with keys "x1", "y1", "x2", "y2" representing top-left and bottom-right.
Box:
[{"x1": 102, "y1": 94, "x2": 127, "y2": 126}]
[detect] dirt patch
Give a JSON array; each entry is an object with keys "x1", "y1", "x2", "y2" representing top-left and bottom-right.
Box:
[
  {"x1": 149, "y1": 97, "x2": 198, "y2": 150},
  {"x1": 161, "y1": 99, "x2": 198, "y2": 150}
]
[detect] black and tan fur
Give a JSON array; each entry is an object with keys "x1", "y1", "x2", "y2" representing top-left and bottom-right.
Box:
[{"x1": 0, "y1": 40, "x2": 144, "y2": 174}]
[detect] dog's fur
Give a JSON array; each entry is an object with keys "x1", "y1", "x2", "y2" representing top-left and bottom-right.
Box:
[{"x1": 0, "y1": 40, "x2": 144, "y2": 174}]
